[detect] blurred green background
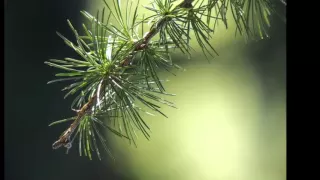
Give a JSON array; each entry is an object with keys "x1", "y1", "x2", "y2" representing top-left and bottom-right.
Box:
[{"x1": 5, "y1": 0, "x2": 286, "y2": 180}]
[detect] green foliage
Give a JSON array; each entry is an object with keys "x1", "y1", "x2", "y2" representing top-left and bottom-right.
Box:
[{"x1": 46, "y1": 0, "x2": 286, "y2": 160}]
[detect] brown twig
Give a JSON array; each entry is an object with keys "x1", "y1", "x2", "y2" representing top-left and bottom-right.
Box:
[
  {"x1": 52, "y1": 80, "x2": 107, "y2": 150},
  {"x1": 52, "y1": 94, "x2": 97, "y2": 150},
  {"x1": 120, "y1": 24, "x2": 158, "y2": 66}
]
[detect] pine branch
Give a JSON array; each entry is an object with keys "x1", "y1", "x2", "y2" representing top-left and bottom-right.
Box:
[{"x1": 46, "y1": 0, "x2": 286, "y2": 160}]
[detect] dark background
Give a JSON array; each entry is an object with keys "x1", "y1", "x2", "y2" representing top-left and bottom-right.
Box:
[
  {"x1": 4, "y1": 0, "x2": 286, "y2": 180},
  {"x1": 5, "y1": 0, "x2": 134, "y2": 179}
]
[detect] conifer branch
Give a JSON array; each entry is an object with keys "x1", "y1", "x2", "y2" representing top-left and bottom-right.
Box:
[{"x1": 46, "y1": 0, "x2": 286, "y2": 160}]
